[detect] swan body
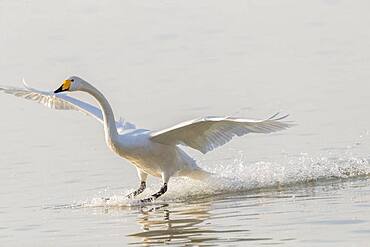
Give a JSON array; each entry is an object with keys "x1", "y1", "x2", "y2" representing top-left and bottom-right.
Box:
[{"x1": 1, "y1": 76, "x2": 293, "y2": 202}]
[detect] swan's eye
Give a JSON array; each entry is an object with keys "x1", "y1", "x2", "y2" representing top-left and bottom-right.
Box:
[{"x1": 71, "y1": 79, "x2": 74, "y2": 82}]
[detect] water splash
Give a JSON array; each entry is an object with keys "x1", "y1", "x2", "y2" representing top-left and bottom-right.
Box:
[{"x1": 83, "y1": 152, "x2": 370, "y2": 207}]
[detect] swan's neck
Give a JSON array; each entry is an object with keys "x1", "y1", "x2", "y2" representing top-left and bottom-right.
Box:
[{"x1": 81, "y1": 84, "x2": 118, "y2": 146}]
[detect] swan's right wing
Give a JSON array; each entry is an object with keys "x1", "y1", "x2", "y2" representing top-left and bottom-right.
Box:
[{"x1": 150, "y1": 113, "x2": 293, "y2": 154}]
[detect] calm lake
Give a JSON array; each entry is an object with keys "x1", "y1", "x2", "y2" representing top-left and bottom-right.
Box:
[{"x1": 1, "y1": 0, "x2": 370, "y2": 246}]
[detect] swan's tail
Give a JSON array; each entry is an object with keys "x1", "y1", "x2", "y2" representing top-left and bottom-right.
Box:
[{"x1": 175, "y1": 147, "x2": 214, "y2": 181}]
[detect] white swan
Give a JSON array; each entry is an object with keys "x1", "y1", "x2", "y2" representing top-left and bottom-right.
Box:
[{"x1": 0, "y1": 76, "x2": 293, "y2": 202}]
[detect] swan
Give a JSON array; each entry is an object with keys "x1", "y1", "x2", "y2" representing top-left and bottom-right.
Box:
[{"x1": 0, "y1": 76, "x2": 293, "y2": 202}]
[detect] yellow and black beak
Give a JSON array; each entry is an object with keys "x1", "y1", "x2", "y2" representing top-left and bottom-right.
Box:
[{"x1": 54, "y1": 79, "x2": 72, "y2": 94}]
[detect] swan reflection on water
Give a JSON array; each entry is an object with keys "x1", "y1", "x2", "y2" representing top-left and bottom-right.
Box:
[
  {"x1": 129, "y1": 203, "x2": 217, "y2": 245},
  {"x1": 126, "y1": 200, "x2": 264, "y2": 246}
]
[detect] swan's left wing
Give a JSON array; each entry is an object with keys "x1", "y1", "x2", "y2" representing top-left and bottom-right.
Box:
[
  {"x1": 0, "y1": 83, "x2": 104, "y2": 123},
  {"x1": 0, "y1": 82, "x2": 136, "y2": 130},
  {"x1": 150, "y1": 113, "x2": 293, "y2": 154}
]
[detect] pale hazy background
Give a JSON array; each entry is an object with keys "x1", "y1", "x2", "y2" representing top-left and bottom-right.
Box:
[{"x1": 1, "y1": 0, "x2": 370, "y2": 246}]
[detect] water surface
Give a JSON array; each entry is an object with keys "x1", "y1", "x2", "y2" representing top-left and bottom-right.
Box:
[{"x1": 1, "y1": 0, "x2": 370, "y2": 246}]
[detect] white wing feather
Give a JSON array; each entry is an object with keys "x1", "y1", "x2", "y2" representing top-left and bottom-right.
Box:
[
  {"x1": 150, "y1": 113, "x2": 293, "y2": 154},
  {"x1": 0, "y1": 82, "x2": 135, "y2": 132}
]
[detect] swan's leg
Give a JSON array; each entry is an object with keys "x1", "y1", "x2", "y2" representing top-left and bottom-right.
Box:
[
  {"x1": 141, "y1": 173, "x2": 169, "y2": 203},
  {"x1": 127, "y1": 169, "x2": 148, "y2": 198}
]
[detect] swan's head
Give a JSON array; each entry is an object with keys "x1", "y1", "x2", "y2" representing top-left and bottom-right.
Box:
[{"x1": 54, "y1": 76, "x2": 85, "y2": 93}]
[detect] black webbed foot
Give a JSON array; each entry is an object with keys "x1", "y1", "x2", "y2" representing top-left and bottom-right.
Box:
[
  {"x1": 140, "y1": 183, "x2": 167, "y2": 203},
  {"x1": 127, "y1": 181, "x2": 146, "y2": 198}
]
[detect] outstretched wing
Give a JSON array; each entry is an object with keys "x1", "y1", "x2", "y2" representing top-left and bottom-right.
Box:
[
  {"x1": 0, "y1": 82, "x2": 135, "y2": 131},
  {"x1": 150, "y1": 113, "x2": 293, "y2": 154}
]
